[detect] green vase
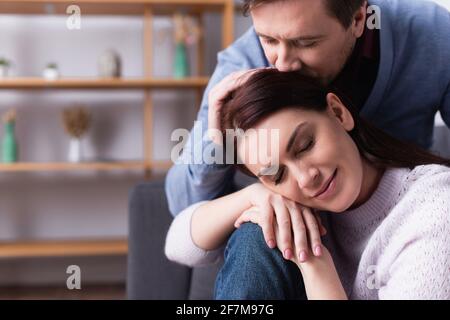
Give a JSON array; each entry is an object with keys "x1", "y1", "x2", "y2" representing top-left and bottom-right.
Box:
[
  {"x1": 174, "y1": 42, "x2": 189, "y2": 78},
  {"x1": 2, "y1": 122, "x2": 18, "y2": 163}
]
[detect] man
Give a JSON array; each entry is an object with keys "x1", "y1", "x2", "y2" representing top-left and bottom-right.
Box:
[{"x1": 165, "y1": 0, "x2": 450, "y2": 299}]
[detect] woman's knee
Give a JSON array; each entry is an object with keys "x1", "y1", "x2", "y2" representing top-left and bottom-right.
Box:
[{"x1": 226, "y1": 222, "x2": 270, "y2": 257}]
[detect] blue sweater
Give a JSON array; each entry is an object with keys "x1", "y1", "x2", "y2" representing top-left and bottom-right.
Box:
[{"x1": 165, "y1": 0, "x2": 450, "y2": 216}]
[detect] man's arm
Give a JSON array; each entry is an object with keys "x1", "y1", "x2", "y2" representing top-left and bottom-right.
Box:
[
  {"x1": 440, "y1": 85, "x2": 450, "y2": 129},
  {"x1": 165, "y1": 27, "x2": 269, "y2": 217},
  {"x1": 439, "y1": 8, "x2": 450, "y2": 130}
]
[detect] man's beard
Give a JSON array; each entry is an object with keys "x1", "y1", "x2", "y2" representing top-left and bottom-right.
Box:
[
  {"x1": 329, "y1": 38, "x2": 357, "y2": 83},
  {"x1": 319, "y1": 37, "x2": 357, "y2": 86}
]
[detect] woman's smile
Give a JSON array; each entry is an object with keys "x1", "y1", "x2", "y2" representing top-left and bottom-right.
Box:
[{"x1": 314, "y1": 168, "x2": 338, "y2": 200}]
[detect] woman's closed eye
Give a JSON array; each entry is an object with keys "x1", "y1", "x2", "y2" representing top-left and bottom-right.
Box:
[
  {"x1": 274, "y1": 168, "x2": 285, "y2": 185},
  {"x1": 273, "y1": 139, "x2": 315, "y2": 186},
  {"x1": 295, "y1": 139, "x2": 315, "y2": 158}
]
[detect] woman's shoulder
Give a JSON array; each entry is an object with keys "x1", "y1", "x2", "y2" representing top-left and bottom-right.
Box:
[
  {"x1": 403, "y1": 164, "x2": 450, "y2": 190},
  {"x1": 384, "y1": 164, "x2": 450, "y2": 205},
  {"x1": 392, "y1": 164, "x2": 450, "y2": 222},
  {"x1": 376, "y1": 164, "x2": 450, "y2": 248}
]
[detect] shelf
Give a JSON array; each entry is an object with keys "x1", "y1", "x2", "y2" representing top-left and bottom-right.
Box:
[
  {"x1": 0, "y1": 77, "x2": 210, "y2": 90},
  {"x1": 0, "y1": 160, "x2": 172, "y2": 172},
  {"x1": 0, "y1": 0, "x2": 232, "y2": 15},
  {"x1": 0, "y1": 238, "x2": 127, "y2": 258},
  {"x1": 0, "y1": 0, "x2": 233, "y2": 262}
]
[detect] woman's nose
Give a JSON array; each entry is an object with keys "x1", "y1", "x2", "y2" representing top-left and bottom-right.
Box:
[{"x1": 295, "y1": 166, "x2": 320, "y2": 190}]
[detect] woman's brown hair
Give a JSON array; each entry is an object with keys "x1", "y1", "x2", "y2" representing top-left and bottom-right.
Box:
[{"x1": 220, "y1": 69, "x2": 450, "y2": 176}]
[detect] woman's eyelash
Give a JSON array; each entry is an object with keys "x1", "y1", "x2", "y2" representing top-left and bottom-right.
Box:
[
  {"x1": 295, "y1": 139, "x2": 314, "y2": 156},
  {"x1": 274, "y1": 169, "x2": 284, "y2": 185},
  {"x1": 273, "y1": 139, "x2": 314, "y2": 185}
]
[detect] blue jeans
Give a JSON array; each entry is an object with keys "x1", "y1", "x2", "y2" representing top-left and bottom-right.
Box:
[{"x1": 214, "y1": 223, "x2": 307, "y2": 300}]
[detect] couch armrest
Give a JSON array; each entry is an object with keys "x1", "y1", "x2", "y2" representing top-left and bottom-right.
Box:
[{"x1": 127, "y1": 179, "x2": 191, "y2": 299}]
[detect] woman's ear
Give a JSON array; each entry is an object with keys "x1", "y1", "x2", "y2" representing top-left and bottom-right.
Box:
[{"x1": 326, "y1": 93, "x2": 355, "y2": 132}]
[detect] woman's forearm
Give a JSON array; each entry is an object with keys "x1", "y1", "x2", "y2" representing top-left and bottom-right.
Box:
[
  {"x1": 191, "y1": 186, "x2": 252, "y2": 251},
  {"x1": 297, "y1": 249, "x2": 347, "y2": 300}
]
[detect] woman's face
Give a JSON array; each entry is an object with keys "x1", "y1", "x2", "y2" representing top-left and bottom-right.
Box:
[{"x1": 237, "y1": 94, "x2": 367, "y2": 212}]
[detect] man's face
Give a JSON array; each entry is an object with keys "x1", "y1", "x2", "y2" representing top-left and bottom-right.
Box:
[{"x1": 251, "y1": 0, "x2": 366, "y2": 84}]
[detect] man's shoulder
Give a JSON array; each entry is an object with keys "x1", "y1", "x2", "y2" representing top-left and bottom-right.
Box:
[
  {"x1": 218, "y1": 27, "x2": 269, "y2": 69},
  {"x1": 375, "y1": 0, "x2": 449, "y2": 34}
]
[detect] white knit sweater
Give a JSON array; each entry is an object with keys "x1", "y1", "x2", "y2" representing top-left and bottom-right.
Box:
[{"x1": 165, "y1": 164, "x2": 450, "y2": 300}]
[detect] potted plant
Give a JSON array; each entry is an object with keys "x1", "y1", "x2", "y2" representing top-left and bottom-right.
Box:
[
  {"x1": 43, "y1": 62, "x2": 60, "y2": 80},
  {"x1": 0, "y1": 58, "x2": 11, "y2": 78}
]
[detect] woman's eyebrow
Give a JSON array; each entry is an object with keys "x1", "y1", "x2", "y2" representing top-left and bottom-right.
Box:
[{"x1": 286, "y1": 122, "x2": 309, "y2": 153}]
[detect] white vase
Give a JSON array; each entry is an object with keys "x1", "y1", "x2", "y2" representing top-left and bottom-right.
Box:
[
  {"x1": 98, "y1": 49, "x2": 121, "y2": 78},
  {"x1": 43, "y1": 67, "x2": 59, "y2": 80},
  {"x1": 0, "y1": 65, "x2": 8, "y2": 78},
  {"x1": 68, "y1": 138, "x2": 82, "y2": 163}
]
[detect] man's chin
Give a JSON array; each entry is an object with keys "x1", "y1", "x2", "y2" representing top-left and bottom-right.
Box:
[
  {"x1": 300, "y1": 71, "x2": 332, "y2": 85},
  {"x1": 319, "y1": 75, "x2": 336, "y2": 86}
]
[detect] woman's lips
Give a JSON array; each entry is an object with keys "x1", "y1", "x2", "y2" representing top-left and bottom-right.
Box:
[{"x1": 314, "y1": 169, "x2": 338, "y2": 200}]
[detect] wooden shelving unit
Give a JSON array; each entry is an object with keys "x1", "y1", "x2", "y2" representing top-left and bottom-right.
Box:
[
  {"x1": 0, "y1": 0, "x2": 232, "y2": 16},
  {"x1": 0, "y1": 77, "x2": 210, "y2": 90},
  {"x1": 0, "y1": 160, "x2": 172, "y2": 172},
  {"x1": 0, "y1": 0, "x2": 234, "y2": 258},
  {"x1": 0, "y1": 239, "x2": 128, "y2": 258}
]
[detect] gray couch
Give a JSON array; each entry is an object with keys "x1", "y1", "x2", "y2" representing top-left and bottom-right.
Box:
[
  {"x1": 126, "y1": 179, "x2": 223, "y2": 299},
  {"x1": 126, "y1": 170, "x2": 257, "y2": 300}
]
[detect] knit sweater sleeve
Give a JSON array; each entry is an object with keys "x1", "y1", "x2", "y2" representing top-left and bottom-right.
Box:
[
  {"x1": 378, "y1": 170, "x2": 450, "y2": 300},
  {"x1": 164, "y1": 201, "x2": 224, "y2": 268}
]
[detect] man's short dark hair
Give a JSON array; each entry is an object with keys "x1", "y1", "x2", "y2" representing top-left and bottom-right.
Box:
[{"x1": 242, "y1": 0, "x2": 366, "y2": 29}]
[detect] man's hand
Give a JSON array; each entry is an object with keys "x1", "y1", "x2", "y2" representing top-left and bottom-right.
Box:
[{"x1": 207, "y1": 69, "x2": 262, "y2": 145}]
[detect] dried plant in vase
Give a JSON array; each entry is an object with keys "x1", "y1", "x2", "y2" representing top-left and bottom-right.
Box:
[
  {"x1": 62, "y1": 106, "x2": 91, "y2": 163},
  {"x1": 2, "y1": 109, "x2": 18, "y2": 163}
]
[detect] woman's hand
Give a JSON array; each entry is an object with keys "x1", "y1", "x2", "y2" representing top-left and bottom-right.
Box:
[
  {"x1": 207, "y1": 69, "x2": 262, "y2": 145},
  {"x1": 236, "y1": 183, "x2": 327, "y2": 263}
]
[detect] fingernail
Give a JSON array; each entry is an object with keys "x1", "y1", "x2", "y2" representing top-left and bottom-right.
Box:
[
  {"x1": 284, "y1": 249, "x2": 292, "y2": 260},
  {"x1": 299, "y1": 251, "x2": 308, "y2": 263},
  {"x1": 314, "y1": 245, "x2": 322, "y2": 256},
  {"x1": 267, "y1": 240, "x2": 275, "y2": 248}
]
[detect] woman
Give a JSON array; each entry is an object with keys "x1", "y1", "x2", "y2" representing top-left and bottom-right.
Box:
[{"x1": 165, "y1": 69, "x2": 450, "y2": 300}]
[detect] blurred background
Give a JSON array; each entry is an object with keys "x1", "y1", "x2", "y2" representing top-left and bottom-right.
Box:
[{"x1": 0, "y1": 0, "x2": 448, "y2": 299}]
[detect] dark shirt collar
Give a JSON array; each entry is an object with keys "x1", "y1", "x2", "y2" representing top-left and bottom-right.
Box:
[{"x1": 330, "y1": 21, "x2": 380, "y2": 111}]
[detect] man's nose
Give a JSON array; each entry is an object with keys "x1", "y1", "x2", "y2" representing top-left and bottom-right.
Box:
[{"x1": 275, "y1": 45, "x2": 302, "y2": 72}]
